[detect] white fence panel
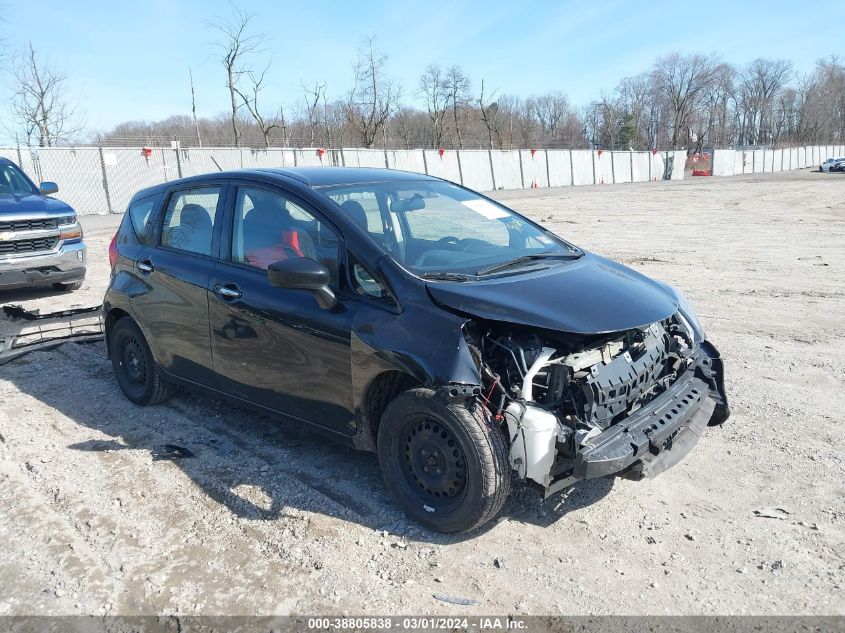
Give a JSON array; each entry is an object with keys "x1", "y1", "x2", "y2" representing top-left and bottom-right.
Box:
[
  {"x1": 240, "y1": 148, "x2": 295, "y2": 169},
  {"x1": 570, "y1": 150, "x2": 594, "y2": 186},
  {"x1": 763, "y1": 150, "x2": 774, "y2": 172},
  {"x1": 546, "y1": 150, "x2": 572, "y2": 187},
  {"x1": 649, "y1": 152, "x2": 665, "y2": 181},
  {"x1": 386, "y1": 150, "x2": 426, "y2": 174},
  {"x1": 733, "y1": 151, "x2": 745, "y2": 175},
  {"x1": 810, "y1": 146, "x2": 819, "y2": 165},
  {"x1": 519, "y1": 150, "x2": 548, "y2": 188},
  {"x1": 342, "y1": 149, "x2": 386, "y2": 168},
  {"x1": 752, "y1": 150, "x2": 765, "y2": 173},
  {"x1": 631, "y1": 152, "x2": 651, "y2": 181},
  {"x1": 36, "y1": 148, "x2": 109, "y2": 215},
  {"x1": 770, "y1": 149, "x2": 783, "y2": 172},
  {"x1": 594, "y1": 151, "x2": 613, "y2": 184},
  {"x1": 490, "y1": 151, "x2": 523, "y2": 190},
  {"x1": 104, "y1": 149, "x2": 171, "y2": 214},
  {"x1": 712, "y1": 150, "x2": 735, "y2": 176},
  {"x1": 423, "y1": 150, "x2": 462, "y2": 183},
  {"x1": 799, "y1": 147, "x2": 808, "y2": 168},
  {"x1": 460, "y1": 151, "x2": 494, "y2": 191},
  {"x1": 178, "y1": 148, "x2": 241, "y2": 176},
  {"x1": 611, "y1": 152, "x2": 632, "y2": 183},
  {"x1": 295, "y1": 149, "x2": 330, "y2": 167},
  {"x1": 669, "y1": 149, "x2": 687, "y2": 180}
]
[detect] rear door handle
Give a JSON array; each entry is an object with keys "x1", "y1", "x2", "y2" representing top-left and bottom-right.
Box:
[
  {"x1": 214, "y1": 284, "x2": 242, "y2": 300},
  {"x1": 137, "y1": 260, "x2": 154, "y2": 273}
]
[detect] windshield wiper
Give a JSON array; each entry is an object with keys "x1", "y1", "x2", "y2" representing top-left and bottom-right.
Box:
[
  {"x1": 476, "y1": 252, "x2": 582, "y2": 276},
  {"x1": 420, "y1": 272, "x2": 472, "y2": 282}
]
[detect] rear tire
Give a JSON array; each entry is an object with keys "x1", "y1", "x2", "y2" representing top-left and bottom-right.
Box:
[
  {"x1": 53, "y1": 281, "x2": 83, "y2": 291},
  {"x1": 377, "y1": 388, "x2": 511, "y2": 534},
  {"x1": 109, "y1": 317, "x2": 175, "y2": 406}
]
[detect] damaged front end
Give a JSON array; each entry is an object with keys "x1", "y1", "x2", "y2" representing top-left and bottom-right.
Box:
[{"x1": 464, "y1": 314, "x2": 729, "y2": 497}]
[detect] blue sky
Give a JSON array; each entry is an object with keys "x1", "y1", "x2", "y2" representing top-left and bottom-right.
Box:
[{"x1": 2, "y1": 0, "x2": 842, "y2": 137}]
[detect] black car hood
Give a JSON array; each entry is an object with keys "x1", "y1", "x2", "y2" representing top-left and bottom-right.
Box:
[
  {"x1": 425, "y1": 252, "x2": 679, "y2": 334},
  {"x1": 0, "y1": 193, "x2": 73, "y2": 215}
]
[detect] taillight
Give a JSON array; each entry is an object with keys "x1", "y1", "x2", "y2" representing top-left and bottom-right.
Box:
[{"x1": 108, "y1": 233, "x2": 118, "y2": 269}]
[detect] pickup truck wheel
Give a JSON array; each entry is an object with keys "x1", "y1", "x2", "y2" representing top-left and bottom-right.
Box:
[
  {"x1": 53, "y1": 281, "x2": 83, "y2": 291},
  {"x1": 377, "y1": 388, "x2": 511, "y2": 534},
  {"x1": 109, "y1": 318, "x2": 175, "y2": 406}
]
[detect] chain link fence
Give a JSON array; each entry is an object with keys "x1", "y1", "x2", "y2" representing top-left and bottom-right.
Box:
[{"x1": 3, "y1": 143, "x2": 844, "y2": 217}]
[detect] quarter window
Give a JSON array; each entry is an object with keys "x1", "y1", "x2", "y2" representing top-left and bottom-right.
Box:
[
  {"x1": 128, "y1": 196, "x2": 159, "y2": 244},
  {"x1": 161, "y1": 187, "x2": 221, "y2": 256},
  {"x1": 232, "y1": 187, "x2": 341, "y2": 289}
]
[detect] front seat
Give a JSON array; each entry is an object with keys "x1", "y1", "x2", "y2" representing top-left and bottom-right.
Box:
[
  {"x1": 170, "y1": 204, "x2": 213, "y2": 255},
  {"x1": 242, "y1": 196, "x2": 317, "y2": 269},
  {"x1": 340, "y1": 200, "x2": 369, "y2": 231}
]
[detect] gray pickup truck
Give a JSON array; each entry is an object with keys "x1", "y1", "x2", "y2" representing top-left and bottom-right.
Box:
[{"x1": 0, "y1": 157, "x2": 86, "y2": 292}]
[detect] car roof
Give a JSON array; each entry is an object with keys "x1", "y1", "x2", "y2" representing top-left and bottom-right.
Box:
[{"x1": 129, "y1": 166, "x2": 439, "y2": 203}]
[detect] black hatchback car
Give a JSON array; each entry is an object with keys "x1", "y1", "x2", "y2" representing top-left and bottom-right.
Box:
[{"x1": 104, "y1": 167, "x2": 728, "y2": 533}]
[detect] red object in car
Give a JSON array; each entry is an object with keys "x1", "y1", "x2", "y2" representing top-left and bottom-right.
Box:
[
  {"x1": 692, "y1": 169, "x2": 712, "y2": 177},
  {"x1": 108, "y1": 232, "x2": 118, "y2": 269}
]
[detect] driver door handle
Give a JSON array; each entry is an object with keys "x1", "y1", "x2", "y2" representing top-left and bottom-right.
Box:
[
  {"x1": 214, "y1": 284, "x2": 242, "y2": 300},
  {"x1": 137, "y1": 260, "x2": 154, "y2": 274}
]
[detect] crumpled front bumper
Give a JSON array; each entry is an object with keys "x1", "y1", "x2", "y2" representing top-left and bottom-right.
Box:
[
  {"x1": 547, "y1": 340, "x2": 729, "y2": 496},
  {"x1": 0, "y1": 241, "x2": 86, "y2": 290}
]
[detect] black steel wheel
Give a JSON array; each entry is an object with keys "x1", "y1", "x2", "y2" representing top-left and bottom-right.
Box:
[
  {"x1": 377, "y1": 388, "x2": 511, "y2": 534},
  {"x1": 109, "y1": 317, "x2": 175, "y2": 406}
]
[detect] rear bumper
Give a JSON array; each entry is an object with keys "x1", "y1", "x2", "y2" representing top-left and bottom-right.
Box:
[
  {"x1": 547, "y1": 341, "x2": 729, "y2": 496},
  {"x1": 0, "y1": 241, "x2": 86, "y2": 290}
]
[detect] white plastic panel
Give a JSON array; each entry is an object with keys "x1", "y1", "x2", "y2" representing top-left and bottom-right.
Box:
[
  {"x1": 546, "y1": 150, "x2": 572, "y2": 187},
  {"x1": 631, "y1": 152, "x2": 651, "y2": 181},
  {"x1": 490, "y1": 150, "x2": 523, "y2": 190},
  {"x1": 423, "y1": 149, "x2": 462, "y2": 183},
  {"x1": 611, "y1": 152, "x2": 633, "y2": 183},
  {"x1": 752, "y1": 150, "x2": 765, "y2": 173},
  {"x1": 35, "y1": 148, "x2": 109, "y2": 215},
  {"x1": 668, "y1": 150, "x2": 686, "y2": 180},
  {"x1": 459, "y1": 150, "x2": 494, "y2": 191},
  {"x1": 570, "y1": 150, "x2": 594, "y2": 186},
  {"x1": 519, "y1": 150, "x2": 549, "y2": 188},
  {"x1": 386, "y1": 150, "x2": 427, "y2": 175},
  {"x1": 594, "y1": 151, "x2": 613, "y2": 184},
  {"x1": 711, "y1": 150, "x2": 735, "y2": 176}
]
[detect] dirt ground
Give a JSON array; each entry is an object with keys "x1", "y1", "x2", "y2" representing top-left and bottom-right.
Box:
[{"x1": 0, "y1": 169, "x2": 843, "y2": 617}]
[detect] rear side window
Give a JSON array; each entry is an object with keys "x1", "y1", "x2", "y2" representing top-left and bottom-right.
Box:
[
  {"x1": 127, "y1": 195, "x2": 159, "y2": 244},
  {"x1": 160, "y1": 187, "x2": 221, "y2": 256}
]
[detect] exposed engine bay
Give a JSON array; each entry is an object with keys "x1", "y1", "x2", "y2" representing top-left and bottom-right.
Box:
[{"x1": 463, "y1": 313, "x2": 725, "y2": 491}]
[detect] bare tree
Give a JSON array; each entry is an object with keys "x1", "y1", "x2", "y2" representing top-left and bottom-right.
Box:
[
  {"x1": 418, "y1": 64, "x2": 449, "y2": 147},
  {"x1": 445, "y1": 65, "x2": 471, "y2": 149},
  {"x1": 477, "y1": 79, "x2": 499, "y2": 149},
  {"x1": 9, "y1": 42, "x2": 83, "y2": 146},
  {"x1": 234, "y1": 62, "x2": 285, "y2": 148},
  {"x1": 346, "y1": 37, "x2": 397, "y2": 148},
  {"x1": 210, "y1": 6, "x2": 261, "y2": 147},
  {"x1": 189, "y1": 67, "x2": 202, "y2": 146},
  {"x1": 302, "y1": 81, "x2": 326, "y2": 147},
  {"x1": 652, "y1": 53, "x2": 720, "y2": 148}
]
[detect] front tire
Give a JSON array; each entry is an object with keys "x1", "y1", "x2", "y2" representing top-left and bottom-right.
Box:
[
  {"x1": 377, "y1": 388, "x2": 511, "y2": 534},
  {"x1": 109, "y1": 317, "x2": 175, "y2": 406}
]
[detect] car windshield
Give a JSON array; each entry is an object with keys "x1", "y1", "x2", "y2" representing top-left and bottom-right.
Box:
[
  {"x1": 320, "y1": 180, "x2": 580, "y2": 277},
  {"x1": 0, "y1": 163, "x2": 37, "y2": 197}
]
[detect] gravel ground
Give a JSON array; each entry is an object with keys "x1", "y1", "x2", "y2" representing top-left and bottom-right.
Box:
[{"x1": 0, "y1": 169, "x2": 843, "y2": 617}]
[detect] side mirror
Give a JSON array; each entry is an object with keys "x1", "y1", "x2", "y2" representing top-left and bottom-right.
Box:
[
  {"x1": 40, "y1": 181, "x2": 59, "y2": 196},
  {"x1": 268, "y1": 257, "x2": 338, "y2": 310}
]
